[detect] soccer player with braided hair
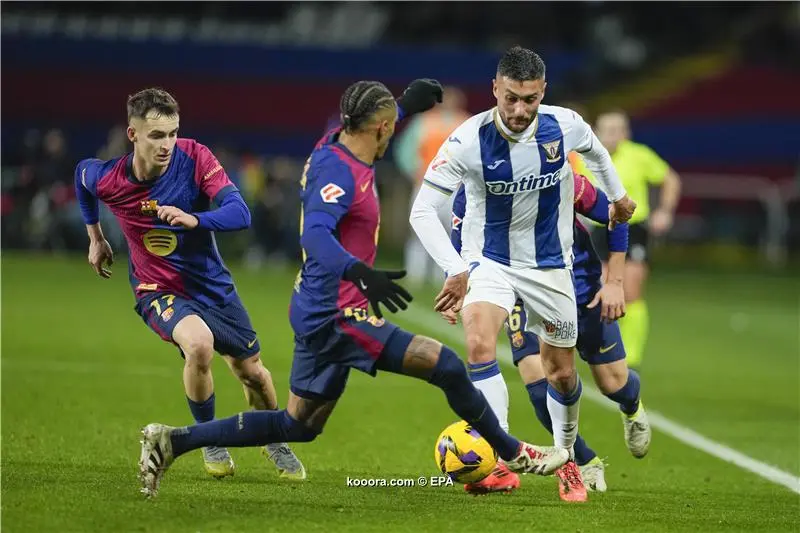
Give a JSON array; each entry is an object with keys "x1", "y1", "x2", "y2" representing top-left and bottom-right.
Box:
[{"x1": 139, "y1": 79, "x2": 570, "y2": 499}]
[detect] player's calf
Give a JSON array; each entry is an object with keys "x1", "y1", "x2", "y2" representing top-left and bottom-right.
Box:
[
  {"x1": 540, "y1": 343, "x2": 581, "y2": 453},
  {"x1": 225, "y1": 354, "x2": 279, "y2": 411},
  {"x1": 461, "y1": 302, "x2": 511, "y2": 431}
]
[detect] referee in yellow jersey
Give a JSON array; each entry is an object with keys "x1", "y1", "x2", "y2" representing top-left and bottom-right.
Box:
[{"x1": 584, "y1": 110, "x2": 682, "y2": 369}]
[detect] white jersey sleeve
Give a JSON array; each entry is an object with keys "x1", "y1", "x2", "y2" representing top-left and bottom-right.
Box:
[
  {"x1": 565, "y1": 110, "x2": 627, "y2": 202},
  {"x1": 409, "y1": 131, "x2": 471, "y2": 277},
  {"x1": 420, "y1": 135, "x2": 469, "y2": 196}
]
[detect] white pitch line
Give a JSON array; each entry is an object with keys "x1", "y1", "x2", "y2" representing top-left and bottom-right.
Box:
[{"x1": 400, "y1": 306, "x2": 800, "y2": 495}]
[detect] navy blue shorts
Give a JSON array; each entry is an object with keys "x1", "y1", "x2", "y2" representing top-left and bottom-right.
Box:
[
  {"x1": 290, "y1": 307, "x2": 414, "y2": 401},
  {"x1": 135, "y1": 292, "x2": 260, "y2": 359},
  {"x1": 506, "y1": 300, "x2": 625, "y2": 366}
]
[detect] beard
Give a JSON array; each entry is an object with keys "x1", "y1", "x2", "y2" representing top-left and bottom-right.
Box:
[{"x1": 500, "y1": 111, "x2": 534, "y2": 133}]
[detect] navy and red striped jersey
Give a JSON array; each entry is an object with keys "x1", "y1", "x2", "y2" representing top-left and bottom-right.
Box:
[
  {"x1": 76, "y1": 139, "x2": 240, "y2": 306},
  {"x1": 289, "y1": 128, "x2": 381, "y2": 336}
]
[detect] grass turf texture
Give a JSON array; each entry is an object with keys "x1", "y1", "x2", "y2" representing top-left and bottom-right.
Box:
[{"x1": 2, "y1": 254, "x2": 798, "y2": 532}]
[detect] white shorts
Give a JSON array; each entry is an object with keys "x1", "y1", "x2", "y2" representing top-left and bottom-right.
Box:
[{"x1": 462, "y1": 258, "x2": 578, "y2": 348}]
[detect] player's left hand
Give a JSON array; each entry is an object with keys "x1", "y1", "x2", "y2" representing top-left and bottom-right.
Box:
[
  {"x1": 157, "y1": 205, "x2": 199, "y2": 229},
  {"x1": 587, "y1": 280, "x2": 626, "y2": 323},
  {"x1": 649, "y1": 208, "x2": 673, "y2": 237},
  {"x1": 608, "y1": 195, "x2": 637, "y2": 230},
  {"x1": 397, "y1": 79, "x2": 443, "y2": 117}
]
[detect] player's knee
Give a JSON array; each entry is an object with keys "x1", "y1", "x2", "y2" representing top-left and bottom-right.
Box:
[
  {"x1": 429, "y1": 344, "x2": 468, "y2": 389},
  {"x1": 283, "y1": 412, "x2": 321, "y2": 443},
  {"x1": 235, "y1": 358, "x2": 270, "y2": 389},
  {"x1": 546, "y1": 360, "x2": 577, "y2": 389},
  {"x1": 592, "y1": 361, "x2": 628, "y2": 394},
  {"x1": 183, "y1": 336, "x2": 214, "y2": 370},
  {"x1": 465, "y1": 331, "x2": 496, "y2": 364}
]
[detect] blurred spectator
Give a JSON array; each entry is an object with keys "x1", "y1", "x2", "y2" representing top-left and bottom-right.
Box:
[
  {"x1": 394, "y1": 86, "x2": 470, "y2": 285},
  {"x1": 28, "y1": 129, "x2": 76, "y2": 250},
  {"x1": 244, "y1": 155, "x2": 302, "y2": 268},
  {"x1": 97, "y1": 126, "x2": 129, "y2": 160}
]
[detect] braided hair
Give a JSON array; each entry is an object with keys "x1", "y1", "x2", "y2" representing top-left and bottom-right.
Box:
[{"x1": 339, "y1": 81, "x2": 396, "y2": 133}]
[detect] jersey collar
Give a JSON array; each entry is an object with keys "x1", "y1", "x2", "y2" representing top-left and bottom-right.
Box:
[{"x1": 125, "y1": 153, "x2": 171, "y2": 186}]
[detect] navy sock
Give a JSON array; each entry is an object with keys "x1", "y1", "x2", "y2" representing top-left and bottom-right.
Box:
[
  {"x1": 428, "y1": 345, "x2": 520, "y2": 461},
  {"x1": 187, "y1": 393, "x2": 215, "y2": 423},
  {"x1": 605, "y1": 369, "x2": 641, "y2": 415},
  {"x1": 170, "y1": 409, "x2": 318, "y2": 457},
  {"x1": 525, "y1": 378, "x2": 596, "y2": 466}
]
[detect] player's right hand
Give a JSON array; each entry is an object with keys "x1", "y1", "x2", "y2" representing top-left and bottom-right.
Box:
[
  {"x1": 88, "y1": 239, "x2": 114, "y2": 278},
  {"x1": 434, "y1": 271, "x2": 468, "y2": 314},
  {"x1": 344, "y1": 262, "x2": 414, "y2": 319},
  {"x1": 440, "y1": 308, "x2": 459, "y2": 325},
  {"x1": 609, "y1": 195, "x2": 637, "y2": 230}
]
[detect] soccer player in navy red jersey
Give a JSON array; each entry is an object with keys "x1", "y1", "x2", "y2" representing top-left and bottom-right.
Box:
[
  {"x1": 76, "y1": 88, "x2": 305, "y2": 480},
  {"x1": 446, "y1": 172, "x2": 651, "y2": 497},
  {"x1": 138, "y1": 80, "x2": 570, "y2": 499}
]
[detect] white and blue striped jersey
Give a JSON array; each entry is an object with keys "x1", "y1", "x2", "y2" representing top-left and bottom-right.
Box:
[{"x1": 422, "y1": 105, "x2": 602, "y2": 270}]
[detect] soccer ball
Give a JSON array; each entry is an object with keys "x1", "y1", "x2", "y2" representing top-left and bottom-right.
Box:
[{"x1": 434, "y1": 420, "x2": 497, "y2": 484}]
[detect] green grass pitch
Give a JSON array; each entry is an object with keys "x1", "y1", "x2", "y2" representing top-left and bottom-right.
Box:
[{"x1": 2, "y1": 254, "x2": 798, "y2": 532}]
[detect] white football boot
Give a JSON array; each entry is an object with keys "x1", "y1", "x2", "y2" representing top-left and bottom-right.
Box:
[{"x1": 139, "y1": 423, "x2": 176, "y2": 499}]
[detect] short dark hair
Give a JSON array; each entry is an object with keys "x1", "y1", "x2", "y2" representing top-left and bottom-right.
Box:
[
  {"x1": 127, "y1": 88, "x2": 180, "y2": 122},
  {"x1": 497, "y1": 46, "x2": 546, "y2": 82},
  {"x1": 339, "y1": 81, "x2": 395, "y2": 132}
]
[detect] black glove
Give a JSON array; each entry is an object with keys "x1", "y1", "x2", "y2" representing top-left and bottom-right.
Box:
[
  {"x1": 397, "y1": 79, "x2": 444, "y2": 118},
  {"x1": 343, "y1": 262, "x2": 414, "y2": 319}
]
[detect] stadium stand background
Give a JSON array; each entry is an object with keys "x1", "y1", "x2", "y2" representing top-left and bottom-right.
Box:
[{"x1": 2, "y1": 1, "x2": 798, "y2": 269}]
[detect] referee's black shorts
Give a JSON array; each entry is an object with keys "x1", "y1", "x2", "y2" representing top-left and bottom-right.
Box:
[{"x1": 591, "y1": 222, "x2": 649, "y2": 264}]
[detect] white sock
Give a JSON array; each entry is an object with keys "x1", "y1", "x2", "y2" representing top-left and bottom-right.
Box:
[
  {"x1": 469, "y1": 361, "x2": 509, "y2": 432},
  {"x1": 546, "y1": 378, "x2": 582, "y2": 450}
]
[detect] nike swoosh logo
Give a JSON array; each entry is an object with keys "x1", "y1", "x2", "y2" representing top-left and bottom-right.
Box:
[
  {"x1": 359, "y1": 280, "x2": 368, "y2": 290},
  {"x1": 360, "y1": 182, "x2": 370, "y2": 193},
  {"x1": 598, "y1": 342, "x2": 617, "y2": 354},
  {"x1": 247, "y1": 338, "x2": 257, "y2": 348},
  {"x1": 487, "y1": 159, "x2": 506, "y2": 170}
]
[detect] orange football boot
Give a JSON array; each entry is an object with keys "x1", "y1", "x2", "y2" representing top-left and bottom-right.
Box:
[
  {"x1": 464, "y1": 463, "x2": 520, "y2": 495},
  {"x1": 555, "y1": 461, "x2": 588, "y2": 502}
]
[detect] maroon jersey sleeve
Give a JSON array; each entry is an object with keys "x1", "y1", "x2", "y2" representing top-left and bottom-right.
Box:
[{"x1": 182, "y1": 140, "x2": 237, "y2": 202}]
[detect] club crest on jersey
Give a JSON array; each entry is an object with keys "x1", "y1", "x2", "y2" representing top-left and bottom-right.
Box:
[
  {"x1": 140, "y1": 199, "x2": 159, "y2": 217},
  {"x1": 367, "y1": 316, "x2": 385, "y2": 327},
  {"x1": 161, "y1": 307, "x2": 175, "y2": 322},
  {"x1": 541, "y1": 140, "x2": 562, "y2": 163},
  {"x1": 451, "y1": 214, "x2": 462, "y2": 230},
  {"x1": 320, "y1": 183, "x2": 345, "y2": 203},
  {"x1": 511, "y1": 331, "x2": 525, "y2": 349}
]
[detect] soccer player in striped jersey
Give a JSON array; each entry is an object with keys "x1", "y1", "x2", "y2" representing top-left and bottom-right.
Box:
[
  {"x1": 447, "y1": 172, "x2": 651, "y2": 497},
  {"x1": 409, "y1": 46, "x2": 637, "y2": 502},
  {"x1": 138, "y1": 80, "x2": 571, "y2": 499},
  {"x1": 76, "y1": 88, "x2": 304, "y2": 481}
]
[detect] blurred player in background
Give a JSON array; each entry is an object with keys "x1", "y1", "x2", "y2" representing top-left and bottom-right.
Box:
[
  {"x1": 580, "y1": 110, "x2": 682, "y2": 369},
  {"x1": 446, "y1": 171, "x2": 651, "y2": 497},
  {"x1": 75, "y1": 88, "x2": 305, "y2": 481},
  {"x1": 409, "y1": 46, "x2": 636, "y2": 502},
  {"x1": 394, "y1": 86, "x2": 470, "y2": 285},
  {"x1": 139, "y1": 79, "x2": 570, "y2": 499}
]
